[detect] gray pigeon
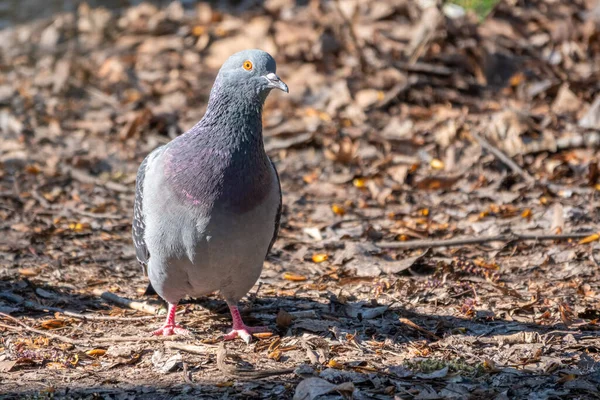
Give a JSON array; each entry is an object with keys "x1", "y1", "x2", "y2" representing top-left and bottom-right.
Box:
[{"x1": 132, "y1": 49, "x2": 288, "y2": 341}]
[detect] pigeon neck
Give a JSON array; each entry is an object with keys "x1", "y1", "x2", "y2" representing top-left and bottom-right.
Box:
[{"x1": 201, "y1": 77, "x2": 265, "y2": 146}]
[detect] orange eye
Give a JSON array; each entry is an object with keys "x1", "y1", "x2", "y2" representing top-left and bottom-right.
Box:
[{"x1": 243, "y1": 60, "x2": 253, "y2": 71}]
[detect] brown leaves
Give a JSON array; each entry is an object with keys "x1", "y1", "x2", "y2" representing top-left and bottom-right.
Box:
[
  {"x1": 39, "y1": 319, "x2": 69, "y2": 330},
  {"x1": 579, "y1": 233, "x2": 600, "y2": 244},
  {"x1": 282, "y1": 272, "x2": 308, "y2": 281},
  {"x1": 85, "y1": 349, "x2": 107, "y2": 357}
]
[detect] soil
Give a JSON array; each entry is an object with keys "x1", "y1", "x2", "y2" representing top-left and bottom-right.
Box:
[{"x1": 1, "y1": 0, "x2": 600, "y2": 399}]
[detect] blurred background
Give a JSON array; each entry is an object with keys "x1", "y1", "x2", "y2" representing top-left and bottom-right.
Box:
[{"x1": 1, "y1": 0, "x2": 600, "y2": 398}]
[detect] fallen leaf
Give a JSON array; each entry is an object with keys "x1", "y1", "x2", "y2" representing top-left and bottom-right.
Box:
[
  {"x1": 0, "y1": 360, "x2": 17, "y2": 373},
  {"x1": 416, "y1": 365, "x2": 449, "y2": 379},
  {"x1": 312, "y1": 254, "x2": 328, "y2": 263},
  {"x1": 579, "y1": 233, "x2": 599, "y2": 244},
  {"x1": 331, "y1": 204, "x2": 346, "y2": 216},
  {"x1": 253, "y1": 332, "x2": 273, "y2": 339},
  {"x1": 414, "y1": 175, "x2": 461, "y2": 190},
  {"x1": 18, "y1": 268, "x2": 39, "y2": 277},
  {"x1": 276, "y1": 309, "x2": 293, "y2": 328},
  {"x1": 293, "y1": 377, "x2": 354, "y2": 400},
  {"x1": 40, "y1": 319, "x2": 67, "y2": 330},
  {"x1": 430, "y1": 159, "x2": 444, "y2": 170},
  {"x1": 353, "y1": 178, "x2": 366, "y2": 188},
  {"x1": 283, "y1": 272, "x2": 308, "y2": 281},
  {"x1": 86, "y1": 349, "x2": 107, "y2": 357}
]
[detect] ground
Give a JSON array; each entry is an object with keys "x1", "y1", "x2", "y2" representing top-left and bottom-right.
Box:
[{"x1": 1, "y1": 0, "x2": 600, "y2": 399}]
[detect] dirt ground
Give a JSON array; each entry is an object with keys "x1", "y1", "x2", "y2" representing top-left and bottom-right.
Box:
[{"x1": 1, "y1": 0, "x2": 600, "y2": 399}]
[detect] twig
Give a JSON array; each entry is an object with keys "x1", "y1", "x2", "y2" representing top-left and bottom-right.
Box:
[
  {"x1": 332, "y1": 0, "x2": 367, "y2": 72},
  {"x1": 92, "y1": 335, "x2": 189, "y2": 343},
  {"x1": 66, "y1": 208, "x2": 124, "y2": 220},
  {"x1": 472, "y1": 132, "x2": 536, "y2": 185},
  {"x1": 65, "y1": 166, "x2": 131, "y2": 194},
  {"x1": 0, "y1": 291, "x2": 158, "y2": 321},
  {"x1": 31, "y1": 185, "x2": 125, "y2": 220},
  {"x1": 0, "y1": 312, "x2": 190, "y2": 346},
  {"x1": 0, "y1": 312, "x2": 84, "y2": 345},
  {"x1": 165, "y1": 341, "x2": 217, "y2": 355},
  {"x1": 399, "y1": 317, "x2": 441, "y2": 341},
  {"x1": 216, "y1": 343, "x2": 294, "y2": 379},
  {"x1": 93, "y1": 290, "x2": 159, "y2": 315},
  {"x1": 377, "y1": 232, "x2": 594, "y2": 250}
]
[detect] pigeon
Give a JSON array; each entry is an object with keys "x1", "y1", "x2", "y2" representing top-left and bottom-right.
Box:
[{"x1": 132, "y1": 49, "x2": 288, "y2": 342}]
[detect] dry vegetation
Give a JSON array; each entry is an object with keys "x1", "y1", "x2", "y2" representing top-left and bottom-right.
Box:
[{"x1": 1, "y1": 0, "x2": 600, "y2": 398}]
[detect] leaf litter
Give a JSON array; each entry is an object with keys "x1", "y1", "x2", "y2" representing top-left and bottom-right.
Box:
[{"x1": 1, "y1": 0, "x2": 600, "y2": 399}]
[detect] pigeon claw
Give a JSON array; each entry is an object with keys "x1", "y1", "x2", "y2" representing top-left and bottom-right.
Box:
[
  {"x1": 223, "y1": 325, "x2": 269, "y2": 344},
  {"x1": 152, "y1": 324, "x2": 190, "y2": 337}
]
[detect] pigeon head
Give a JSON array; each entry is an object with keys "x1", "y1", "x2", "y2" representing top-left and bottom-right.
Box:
[{"x1": 215, "y1": 49, "x2": 289, "y2": 99}]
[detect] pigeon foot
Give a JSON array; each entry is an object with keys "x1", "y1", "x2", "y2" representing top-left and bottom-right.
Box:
[
  {"x1": 225, "y1": 303, "x2": 269, "y2": 343},
  {"x1": 151, "y1": 302, "x2": 189, "y2": 336},
  {"x1": 223, "y1": 325, "x2": 269, "y2": 344},
  {"x1": 152, "y1": 324, "x2": 190, "y2": 336}
]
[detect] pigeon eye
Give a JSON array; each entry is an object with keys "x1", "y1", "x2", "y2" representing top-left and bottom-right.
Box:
[{"x1": 243, "y1": 60, "x2": 253, "y2": 71}]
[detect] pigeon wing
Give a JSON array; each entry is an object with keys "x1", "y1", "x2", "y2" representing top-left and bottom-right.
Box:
[
  {"x1": 267, "y1": 158, "x2": 282, "y2": 256},
  {"x1": 132, "y1": 146, "x2": 164, "y2": 274}
]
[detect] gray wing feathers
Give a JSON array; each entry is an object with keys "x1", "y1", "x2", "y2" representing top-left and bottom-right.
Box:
[
  {"x1": 267, "y1": 159, "x2": 282, "y2": 255},
  {"x1": 132, "y1": 147, "x2": 164, "y2": 273}
]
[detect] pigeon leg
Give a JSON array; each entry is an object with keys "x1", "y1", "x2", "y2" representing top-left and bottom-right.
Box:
[
  {"x1": 152, "y1": 303, "x2": 190, "y2": 336},
  {"x1": 223, "y1": 304, "x2": 268, "y2": 344}
]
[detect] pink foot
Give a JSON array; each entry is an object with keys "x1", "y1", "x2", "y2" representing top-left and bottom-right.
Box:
[
  {"x1": 152, "y1": 323, "x2": 190, "y2": 336},
  {"x1": 151, "y1": 302, "x2": 190, "y2": 336},
  {"x1": 224, "y1": 304, "x2": 269, "y2": 344},
  {"x1": 223, "y1": 325, "x2": 269, "y2": 343}
]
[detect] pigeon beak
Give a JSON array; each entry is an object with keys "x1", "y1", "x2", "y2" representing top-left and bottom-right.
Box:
[{"x1": 264, "y1": 72, "x2": 289, "y2": 93}]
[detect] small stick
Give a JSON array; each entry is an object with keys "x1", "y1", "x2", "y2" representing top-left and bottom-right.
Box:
[
  {"x1": 165, "y1": 342, "x2": 217, "y2": 355},
  {"x1": 93, "y1": 290, "x2": 158, "y2": 315},
  {"x1": 0, "y1": 313, "x2": 84, "y2": 345},
  {"x1": 0, "y1": 312, "x2": 189, "y2": 345},
  {"x1": 0, "y1": 291, "x2": 158, "y2": 321},
  {"x1": 472, "y1": 132, "x2": 536, "y2": 185},
  {"x1": 216, "y1": 343, "x2": 295, "y2": 379},
  {"x1": 399, "y1": 317, "x2": 441, "y2": 341},
  {"x1": 92, "y1": 335, "x2": 189, "y2": 343},
  {"x1": 378, "y1": 232, "x2": 594, "y2": 250}
]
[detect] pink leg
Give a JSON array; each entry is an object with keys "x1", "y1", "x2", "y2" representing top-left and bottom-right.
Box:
[
  {"x1": 152, "y1": 303, "x2": 190, "y2": 336},
  {"x1": 223, "y1": 304, "x2": 268, "y2": 344}
]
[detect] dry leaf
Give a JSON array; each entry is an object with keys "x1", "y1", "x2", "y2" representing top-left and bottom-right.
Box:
[
  {"x1": 311, "y1": 254, "x2": 328, "y2": 263},
  {"x1": 579, "y1": 233, "x2": 599, "y2": 244},
  {"x1": 276, "y1": 309, "x2": 293, "y2": 328},
  {"x1": 18, "y1": 268, "x2": 39, "y2": 277},
  {"x1": 40, "y1": 319, "x2": 67, "y2": 330},
  {"x1": 86, "y1": 349, "x2": 107, "y2": 357},
  {"x1": 430, "y1": 159, "x2": 444, "y2": 170},
  {"x1": 331, "y1": 204, "x2": 346, "y2": 216},
  {"x1": 352, "y1": 178, "x2": 366, "y2": 188},
  {"x1": 293, "y1": 377, "x2": 354, "y2": 400},
  {"x1": 0, "y1": 360, "x2": 17, "y2": 373},
  {"x1": 283, "y1": 272, "x2": 308, "y2": 281},
  {"x1": 253, "y1": 332, "x2": 273, "y2": 339}
]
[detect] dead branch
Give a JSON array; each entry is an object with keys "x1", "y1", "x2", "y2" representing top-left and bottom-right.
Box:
[
  {"x1": 93, "y1": 290, "x2": 159, "y2": 315},
  {"x1": 0, "y1": 312, "x2": 84, "y2": 345},
  {"x1": 377, "y1": 232, "x2": 595, "y2": 249},
  {"x1": 0, "y1": 291, "x2": 158, "y2": 321},
  {"x1": 0, "y1": 312, "x2": 191, "y2": 346},
  {"x1": 399, "y1": 317, "x2": 441, "y2": 341},
  {"x1": 93, "y1": 335, "x2": 189, "y2": 343},
  {"x1": 472, "y1": 131, "x2": 536, "y2": 185},
  {"x1": 165, "y1": 341, "x2": 217, "y2": 355},
  {"x1": 65, "y1": 166, "x2": 131, "y2": 194},
  {"x1": 216, "y1": 343, "x2": 295, "y2": 379}
]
